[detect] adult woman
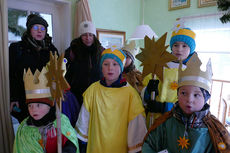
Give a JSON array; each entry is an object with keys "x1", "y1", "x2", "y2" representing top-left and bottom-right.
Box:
[
  {"x1": 65, "y1": 21, "x2": 104, "y2": 106},
  {"x1": 64, "y1": 21, "x2": 104, "y2": 153},
  {"x1": 9, "y1": 14, "x2": 58, "y2": 123}
]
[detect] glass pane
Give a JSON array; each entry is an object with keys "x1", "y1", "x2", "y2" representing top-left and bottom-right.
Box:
[
  {"x1": 185, "y1": 14, "x2": 230, "y2": 53},
  {"x1": 198, "y1": 53, "x2": 230, "y2": 81},
  {"x1": 31, "y1": 11, "x2": 53, "y2": 37},
  {"x1": 8, "y1": 8, "x2": 27, "y2": 42},
  {"x1": 195, "y1": 29, "x2": 230, "y2": 53},
  {"x1": 185, "y1": 14, "x2": 230, "y2": 82}
]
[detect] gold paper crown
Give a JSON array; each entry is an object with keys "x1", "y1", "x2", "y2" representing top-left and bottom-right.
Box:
[
  {"x1": 23, "y1": 67, "x2": 51, "y2": 100},
  {"x1": 178, "y1": 54, "x2": 212, "y2": 93},
  {"x1": 121, "y1": 40, "x2": 138, "y2": 57}
]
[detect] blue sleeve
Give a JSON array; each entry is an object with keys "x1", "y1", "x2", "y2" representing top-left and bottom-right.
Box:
[{"x1": 164, "y1": 102, "x2": 174, "y2": 112}]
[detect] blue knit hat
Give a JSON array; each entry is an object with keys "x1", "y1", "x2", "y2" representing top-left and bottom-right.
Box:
[
  {"x1": 100, "y1": 47, "x2": 126, "y2": 72},
  {"x1": 170, "y1": 28, "x2": 196, "y2": 55}
]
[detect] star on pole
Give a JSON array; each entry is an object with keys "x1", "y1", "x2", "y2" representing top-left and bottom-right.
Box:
[
  {"x1": 136, "y1": 33, "x2": 177, "y2": 81},
  {"x1": 45, "y1": 52, "x2": 70, "y2": 108}
]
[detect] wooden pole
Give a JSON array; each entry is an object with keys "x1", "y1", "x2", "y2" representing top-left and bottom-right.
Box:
[{"x1": 56, "y1": 102, "x2": 62, "y2": 153}]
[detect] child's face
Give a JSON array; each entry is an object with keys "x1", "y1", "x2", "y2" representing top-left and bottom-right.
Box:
[
  {"x1": 124, "y1": 56, "x2": 132, "y2": 68},
  {"x1": 172, "y1": 42, "x2": 190, "y2": 61},
  {"x1": 178, "y1": 85, "x2": 205, "y2": 115},
  {"x1": 102, "y1": 58, "x2": 121, "y2": 86},
  {"x1": 28, "y1": 103, "x2": 50, "y2": 120}
]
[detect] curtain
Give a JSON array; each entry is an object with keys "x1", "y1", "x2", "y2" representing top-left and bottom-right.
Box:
[
  {"x1": 73, "y1": 0, "x2": 92, "y2": 38},
  {"x1": 0, "y1": 0, "x2": 14, "y2": 152}
]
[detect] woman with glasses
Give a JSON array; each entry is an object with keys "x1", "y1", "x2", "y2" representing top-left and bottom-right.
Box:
[{"x1": 9, "y1": 14, "x2": 58, "y2": 123}]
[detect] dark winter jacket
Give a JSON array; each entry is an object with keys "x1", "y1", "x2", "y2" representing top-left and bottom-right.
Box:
[
  {"x1": 9, "y1": 32, "x2": 58, "y2": 122},
  {"x1": 64, "y1": 37, "x2": 104, "y2": 105}
]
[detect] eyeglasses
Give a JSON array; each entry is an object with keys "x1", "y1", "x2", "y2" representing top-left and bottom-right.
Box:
[{"x1": 32, "y1": 25, "x2": 46, "y2": 32}]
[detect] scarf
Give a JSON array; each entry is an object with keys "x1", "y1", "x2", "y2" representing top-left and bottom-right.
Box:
[
  {"x1": 27, "y1": 106, "x2": 57, "y2": 152},
  {"x1": 173, "y1": 102, "x2": 209, "y2": 129},
  {"x1": 203, "y1": 113, "x2": 230, "y2": 153},
  {"x1": 100, "y1": 74, "x2": 127, "y2": 88},
  {"x1": 27, "y1": 105, "x2": 56, "y2": 127},
  {"x1": 21, "y1": 31, "x2": 52, "y2": 52}
]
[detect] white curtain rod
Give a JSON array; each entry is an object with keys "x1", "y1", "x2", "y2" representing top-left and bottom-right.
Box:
[{"x1": 178, "y1": 12, "x2": 225, "y2": 20}]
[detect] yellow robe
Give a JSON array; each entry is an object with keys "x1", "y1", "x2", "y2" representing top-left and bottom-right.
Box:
[
  {"x1": 83, "y1": 81, "x2": 145, "y2": 153},
  {"x1": 142, "y1": 62, "x2": 186, "y2": 127}
]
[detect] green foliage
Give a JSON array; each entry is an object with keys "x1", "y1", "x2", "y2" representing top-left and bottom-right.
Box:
[
  {"x1": 217, "y1": 0, "x2": 230, "y2": 23},
  {"x1": 220, "y1": 13, "x2": 230, "y2": 23},
  {"x1": 8, "y1": 8, "x2": 27, "y2": 36}
]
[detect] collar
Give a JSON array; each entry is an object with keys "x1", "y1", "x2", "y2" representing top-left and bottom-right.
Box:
[
  {"x1": 172, "y1": 102, "x2": 210, "y2": 128},
  {"x1": 100, "y1": 74, "x2": 127, "y2": 88}
]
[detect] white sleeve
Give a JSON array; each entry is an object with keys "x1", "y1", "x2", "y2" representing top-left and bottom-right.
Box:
[
  {"x1": 128, "y1": 114, "x2": 147, "y2": 153},
  {"x1": 141, "y1": 86, "x2": 147, "y2": 107},
  {"x1": 75, "y1": 104, "x2": 90, "y2": 142}
]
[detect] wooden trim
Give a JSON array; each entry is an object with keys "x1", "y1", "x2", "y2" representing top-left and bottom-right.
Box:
[
  {"x1": 210, "y1": 79, "x2": 230, "y2": 125},
  {"x1": 96, "y1": 28, "x2": 126, "y2": 48},
  {"x1": 168, "y1": 0, "x2": 190, "y2": 11},
  {"x1": 212, "y1": 79, "x2": 230, "y2": 84},
  {"x1": 198, "y1": 0, "x2": 217, "y2": 8}
]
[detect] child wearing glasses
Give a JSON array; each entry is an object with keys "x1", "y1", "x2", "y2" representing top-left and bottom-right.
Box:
[
  {"x1": 9, "y1": 14, "x2": 58, "y2": 123},
  {"x1": 75, "y1": 47, "x2": 147, "y2": 153}
]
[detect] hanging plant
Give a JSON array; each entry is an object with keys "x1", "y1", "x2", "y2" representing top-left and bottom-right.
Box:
[{"x1": 217, "y1": 0, "x2": 230, "y2": 23}]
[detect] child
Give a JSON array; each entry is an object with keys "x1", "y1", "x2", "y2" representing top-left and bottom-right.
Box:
[
  {"x1": 142, "y1": 54, "x2": 230, "y2": 153},
  {"x1": 75, "y1": 47, "x2": 147, "y2": 153},
  {"x1": 61, "y1": 58, "x2": 81, "y2": 127},
  {"x1": 13, "y1": 67, "x2": 79, "y2": 153},
  {"x1": 122, "y1": 40, "x2": 144, "y2": 95},
  {"x1": 143, "y1": 25, "x2": 197, "y2": 124}
]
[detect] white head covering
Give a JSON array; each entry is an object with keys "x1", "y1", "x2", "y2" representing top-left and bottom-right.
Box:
[{"x1": 78, "y1": 21, "x2": 96, "y2": 36}]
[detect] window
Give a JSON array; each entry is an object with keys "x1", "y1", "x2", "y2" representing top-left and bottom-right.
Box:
[
  {"x1": 8, "y1": 8, "x2": 27, "y2": 44},
  {"x1": 183, "y1": 14, "x2": 230, "y2": 121},
  {"x1": 183, "y1": 14, "x2": 230, "y2": 81},
  {"x1": 8, "y1": 8, "x2": 53, "y2": 46},
  {"x1": 7, "y1": 0, "x2": 72, "y2": 52}
]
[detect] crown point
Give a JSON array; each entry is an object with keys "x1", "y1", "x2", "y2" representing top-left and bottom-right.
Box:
[
  {"x1": 24, "y1": 67, "x2": 51, "y2": 101},
  {"x1": 178, "y1": 54, "x2": 213, "y2": 93}
]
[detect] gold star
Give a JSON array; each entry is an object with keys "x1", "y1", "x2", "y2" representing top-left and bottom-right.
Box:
[
  {"x1": 218, "y1": 142, "x2": 226, "y2": 150},
  {"x1": 170, "y1": 81, "x2": 178, "y2": 90},
  {"x1": 135, "y1": 33, "x2": 177, "y2": 81},
  {"x1": 177, "y1": 136, "x2": 190, "y2": 149},
  {"x1": 45, "y1": 52, "x2": 70, "y2": 108}
]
